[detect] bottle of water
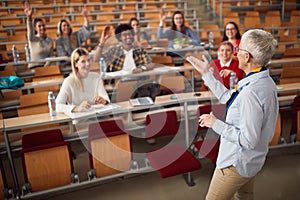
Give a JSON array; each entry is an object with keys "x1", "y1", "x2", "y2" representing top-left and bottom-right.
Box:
[
  {"x1": 99, "y1": 57, "x2": 107, "y2": 78},
  {"x1": 24, "y1": 44, "x2": 31, "y2": 62},
  {"x1": 208, "y1": 31, "x2": 214, "y2": 49},
  {"x1": 48, "y1": 91, "x2": 57, "y2": 117},
  {"x1": 229, "y1": 72, "x2": 237, "y2": 90},
  {"x1": 12, "y1": 45, "x2": 19, "y2": 63}
]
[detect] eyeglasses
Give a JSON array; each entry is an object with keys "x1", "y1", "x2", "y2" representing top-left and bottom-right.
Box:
[
  {"x1": 236, "y1": 47, "x2": 253, "y2": 58},
  {"x1": 226, "y1": 28, "x2": 236, "y2": 31}
]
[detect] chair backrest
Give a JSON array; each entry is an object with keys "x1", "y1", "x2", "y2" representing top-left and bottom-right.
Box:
[
  {"x1": 88, "y1": 119, "x2": 131, "y2": 177},
  {"x1": 20, "y1": 129, "x2": 73, "y2": 192},
  {"x1": 18, "y1": 91, "x2": 56, "y2": 132},
  {"x1": 33, "y1": 66, "x2": 64, "y2": 93},
  {"x1": 151, "y1": 56, "x2": 174, "y2": 66},
  {"x1": 145, "y1": 110, "x2": 179, "y2": 139},
  {"x1": 112, "y1": 80, "x2": 137, "y2": 103},
  {"x1": 34, "y1": 65, "x2": 61, "y2": 77},
  {"x1": 159, "y1": 75, "x2": 185, "y2": 94},
  {"x1": 18, "y1": 91, "x2": 49, "y2": 116},
  {"x1": 280, "y1": 66, "x2": 300, "y2": 84}
]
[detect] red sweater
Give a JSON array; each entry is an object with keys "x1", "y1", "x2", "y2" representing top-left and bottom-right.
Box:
[{"x1": 203, "y1": 59, "x2": 244, "y2": 90}]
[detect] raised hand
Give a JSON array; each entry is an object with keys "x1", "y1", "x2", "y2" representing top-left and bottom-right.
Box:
[
  {"x1": 82, "y1": 5, "x2": 88, "y2": 17},
  {"x1": 186, "y1": 55, "x2": 210, "y2": 75},
  {"x1": 159, "y1": 9, "x2": 166, "y2": 22},
  {"x1": 99, "y1": 26, "x2": 111, "y2": 44},
  {"x1": 24, "y1": 1, "x2": 32, "y2": 17}
]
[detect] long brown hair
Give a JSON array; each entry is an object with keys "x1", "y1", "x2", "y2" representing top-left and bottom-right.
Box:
[{"x1": 57, "y1": 18, "x2": 76, "y2": 47}]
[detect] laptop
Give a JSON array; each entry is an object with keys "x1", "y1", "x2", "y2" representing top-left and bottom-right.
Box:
[{"x1": 129, "y1": 97, "x2": 154, "y2": 107}]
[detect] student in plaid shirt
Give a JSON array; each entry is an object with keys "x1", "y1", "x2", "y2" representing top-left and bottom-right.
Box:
[{"x1": 94, "y1": 24, "x2": 154, "y2": 73}]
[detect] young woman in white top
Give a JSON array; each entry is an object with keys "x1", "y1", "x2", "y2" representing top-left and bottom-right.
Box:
[{"x1": 56, "y1": 48, "x2": 109, "y2": 113}]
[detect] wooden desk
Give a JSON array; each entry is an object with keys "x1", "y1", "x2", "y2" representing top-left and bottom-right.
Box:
[
  {"x1": 271, "y1": 57, "x2": 300, "y2": 65},
  {"x1": 277, "y1": 83, "x2": 300, "y2": 94}
]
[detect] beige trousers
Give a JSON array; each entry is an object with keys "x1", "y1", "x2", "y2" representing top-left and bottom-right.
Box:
[{"x1": 206, "y1": 166, "x2": 255, "y2": 200}]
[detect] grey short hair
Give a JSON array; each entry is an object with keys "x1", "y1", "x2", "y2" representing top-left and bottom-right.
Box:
[{"x1": 240, "y1": 29, "x2": 277, "y2": 67}]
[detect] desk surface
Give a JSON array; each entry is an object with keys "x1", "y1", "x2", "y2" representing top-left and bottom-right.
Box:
[
  {"x1": 1, "y1": 81, "x2": 299, "y2": 131},
  {"x1": 270, "y1": 57, "x2": 300, "y2": 65},
  {"x1": 2, "y1": 91, "x2": 213, "y2": 131},
  {"x1": 3, "y1": 113, "x2": 71, "y2": 131},
  {"x1": 277, "y1": 82, "x2": 300, "y2": 94}
]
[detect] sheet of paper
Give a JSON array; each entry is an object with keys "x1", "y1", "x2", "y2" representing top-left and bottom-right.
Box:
[{"x1": 64, "y1": 104, "x2": 121, "y2": 119}]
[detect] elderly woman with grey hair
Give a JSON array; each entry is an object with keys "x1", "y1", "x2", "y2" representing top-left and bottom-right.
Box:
[{"x1": 187, "y1": 29, "x2": 278, "y2": 200}]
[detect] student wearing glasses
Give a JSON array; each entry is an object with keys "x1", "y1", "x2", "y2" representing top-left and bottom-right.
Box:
[
  {"x1": 203, "y1": 41, "x2": 244, "y2": 90},
  {"x1": 222, "y1": 21, "x2": 242, "y2": 56},
  {"x1": 24, "y1": 2, "x2": 54, "y2": 69},
  {"x1": 93, "y1": 24, "x2": 153, "y2": 73},
  {"x1": 157, "y1": 10, "x2": 201, "y2": 47},
  {"x1": 187, "y1": 29, "x2": 278, "y2": 200},
  {"x1": 56, "y1": 48, "x2": 109, "y2": 113}
]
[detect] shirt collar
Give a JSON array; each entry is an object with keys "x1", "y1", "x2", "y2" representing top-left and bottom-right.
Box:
[
  {"x1": 237, "y1": 69, "x2": 270, "y2": 92},
  {"x1": 220, "y1": 59, "x2": 232, "y2": 67}
]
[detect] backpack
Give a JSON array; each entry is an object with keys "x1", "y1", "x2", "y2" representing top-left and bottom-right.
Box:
[{"x1": 0, "y1": 76, "x2": 24, "y2": 97}]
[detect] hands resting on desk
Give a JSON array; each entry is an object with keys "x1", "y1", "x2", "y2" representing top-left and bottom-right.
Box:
[{"x1": 71, "y1": 96, "x2": 107, "y2": 112}]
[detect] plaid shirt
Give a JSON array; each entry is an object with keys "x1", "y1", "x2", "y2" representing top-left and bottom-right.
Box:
[{"x1": 102, "y1": 44, "x2": 151, "y2": 72}]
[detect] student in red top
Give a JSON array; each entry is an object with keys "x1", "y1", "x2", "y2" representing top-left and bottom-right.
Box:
[
  {"x1": 203, "y1": 41, "x2": 244, "y2": 90},
  {"x1": 222, "y1": 21, "x2": 242, "y2": 57}
]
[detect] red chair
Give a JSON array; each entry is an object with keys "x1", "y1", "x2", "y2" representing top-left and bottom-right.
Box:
[
  {"x1": 87, "y1": 119, "x2": 134, "y2": 179},
  {"x1": 192, "y1": 104, "x2": 226, "y2": 164},
  {"x1": 145, "y1": 110, "x2": 202, "y2": 186},
  {"x1": 20, "y1": 129, "x2": 77, "y2": 194}
]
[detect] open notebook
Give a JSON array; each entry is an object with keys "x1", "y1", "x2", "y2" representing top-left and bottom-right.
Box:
[{"x1": 129, "y1": 97, "x2": 154, "y2": 107}]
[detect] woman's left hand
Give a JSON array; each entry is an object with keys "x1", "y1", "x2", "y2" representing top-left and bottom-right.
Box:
[{"x1": 92, "y1": 96, "x2": 107, "y2": 105}]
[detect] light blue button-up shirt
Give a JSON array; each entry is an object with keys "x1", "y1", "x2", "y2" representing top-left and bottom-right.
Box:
[{"x1": 203, "y1": 69, "x2": 278, "y2": 177}]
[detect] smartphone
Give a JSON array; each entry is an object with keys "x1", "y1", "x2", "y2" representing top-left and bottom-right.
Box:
[{"x1": 194, "y1": 92, "x2": 201, "y2": 96}]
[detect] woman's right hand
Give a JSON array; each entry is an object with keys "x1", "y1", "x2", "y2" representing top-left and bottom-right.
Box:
[
  {"x1": 72, "y1": 100, "x2": 91, "y2": 112},
  {"x1": 159, "y1": 9, "x2": 166, "y2": 22},
  {"x1": 24, "y1": 1, "x2": 32, "y2": 17}
]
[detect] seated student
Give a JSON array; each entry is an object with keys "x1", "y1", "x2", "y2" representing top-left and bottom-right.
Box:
[
  {"x1": 56, "y1": 48, "x2": 109, "y2": 113},
  {"x1": 56, "y1": 6, "x2": 91, "y2": 67},
  {"x1": 157, "y1": 10, "x2": 201, "y2": 47},
  {"x1": 93, "y1": 24, "x2": 153, "y2": 73},
  {"x1": 128, "y1": 17, "x2": 150, "y2": 48},
  {"x1": 24, "y1": 2, "x2": 54, "y2": 69},
  {"x1": 203, "y1": 41, "x2": 244, "y2": 90},
  {"x1": 222, "y1": 21, "x2": 242, "y2": 57}
]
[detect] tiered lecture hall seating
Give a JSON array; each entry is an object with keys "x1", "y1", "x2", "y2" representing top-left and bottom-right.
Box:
[{"x1": 0, "y1": 0, "x2": 299, "y2": 198}]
